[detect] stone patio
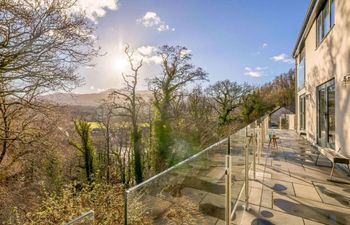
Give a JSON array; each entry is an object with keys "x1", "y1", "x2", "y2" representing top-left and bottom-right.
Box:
[
  {"x1": 235, "y1": 129, "x2": 350, "y2": 225},
  {"x1": 128, "y1": 129, "x2": 350, "y2": 225}
]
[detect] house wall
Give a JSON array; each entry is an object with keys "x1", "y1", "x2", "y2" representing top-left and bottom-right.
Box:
[
  {"x1": 296, "y1": 0, "x2": 350, "y2": 157},
  {"x1": 288, "y1": 114, "x2": 296, "y2": 131}
]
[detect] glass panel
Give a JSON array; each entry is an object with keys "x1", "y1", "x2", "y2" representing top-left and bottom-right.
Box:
[
  {"x1": 317, "y1": 79, "x2": 335, "y2": 149},
  {"x1": 126, "y1": 138, "x2": 231, "y2": 224},
  {"x1": 317, "y1": 13, "x2": 323, "y2": 45},
  {"x1": 330, "y1": 0, "x2": 335, "y2": 26},
  {"x1": 318, "y1": 87, "x2": 327, "y2": 147},
  {"x1": 327, "y1": 83, "x2": 335, "y2": 149},
  {"x1": 299, "y1": 96, "x2": 306, "y2": 130},
  {"x1": 229, "y1": 127, "x2": 248, "y2": 223},
  {"x1": 230, "y1": 128, "x2": 246, "y2": 199},
  {"x1": 323, "y1": 1, "x2": 331, "y2": 35},
  {"x1": 297, "y1": 54, "x2": 305, "y2": 90},
  {"x1": 125, "y1": 118, "x2": 263, "y2": 224}
]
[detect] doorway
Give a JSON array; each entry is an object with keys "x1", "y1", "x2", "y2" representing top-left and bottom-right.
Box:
[{"x1": 317, "y1": 79, "x2": 335, "y2": 149}]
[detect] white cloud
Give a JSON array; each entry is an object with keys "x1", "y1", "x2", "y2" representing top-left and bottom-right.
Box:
[
  {"x1": 18, "y1": 0, "x2": 119, "y2": 21},
  {"x1": 135, "y1": 46, "x2": 191, "y2": 64},
  {"x1": 137, "y1": 46, "x2": 157, "y2": 56},
  {"x1": 136, "y1": 46, "x2": 162, "y2": 64},
  {"x1": 75, "y1": 0, "x2": 119, "y2": 21},
  {"x1": 180, "y1": 49, "x2": 192, "y2": 57},
  {"x1": 244, "y1": 66, "x2": 267, "y2": 78},
  {"x1": 262, "y1": 43, "x2": 268, "y2": 48},
  {"x1": 271, "y1": 53, "x2": 294, "y2": 64},
  {"x1": 137, "y1": 12, "x2": 175, "y2": 32}
]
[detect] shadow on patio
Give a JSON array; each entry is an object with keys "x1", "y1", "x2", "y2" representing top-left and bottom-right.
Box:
[{"x1": 235, "y1": 129, "x2": 350, "y2": 225}]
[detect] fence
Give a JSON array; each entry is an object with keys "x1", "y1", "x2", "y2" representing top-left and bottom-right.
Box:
[{"x1": 124, "y1": 118, "x2": 266, "y2": 225}]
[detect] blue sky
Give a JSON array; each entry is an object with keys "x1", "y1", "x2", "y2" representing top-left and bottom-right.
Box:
[{"x1": 76, "y1": 0, "x2": 310, "y2": 93}]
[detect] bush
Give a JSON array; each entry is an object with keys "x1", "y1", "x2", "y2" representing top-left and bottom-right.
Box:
[{"x1": 24, "y1": 183, "x2": 151, "y2": 225}]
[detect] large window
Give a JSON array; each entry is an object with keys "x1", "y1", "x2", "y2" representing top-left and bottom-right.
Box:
[
  {"x1": 317, "y1": 0, "x2": 335, "y2": 46},
  {"x1": 299, "y1": 95, "x2": 306, "y2": 130},
  {"x1": 317, "y1": 79, "x2": 335, "y2": 149},
  {"x1": 297, "y1": 51, "x2": 305, "y2": 90}
]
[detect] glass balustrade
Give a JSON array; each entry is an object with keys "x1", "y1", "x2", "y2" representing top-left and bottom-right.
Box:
[{"x1": 125, "y1": 118, "x2": 265, "y2": 225}]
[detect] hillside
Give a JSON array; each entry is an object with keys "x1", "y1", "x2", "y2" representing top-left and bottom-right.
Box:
[{"x1": 41, "y1": 89, "x2": 153, "y2": 107}]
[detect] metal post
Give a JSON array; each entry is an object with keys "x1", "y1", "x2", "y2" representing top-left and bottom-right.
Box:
[
  {"x1": 261, "y1": 123, "x2": 264, "y2": 160},
  {"x1": 258, "y1": 126, "x2": 261, "y2": 164},
  {"x1": 124, "y1": 191, "x2": 128, "y2": 225},
  {"x1": 253, "y1": 130, "x2": 256, "y2": 180},
  {"x1": 225, "y1": 136, "x2": 232, "y2": 225},
  {"x1": 244, "y1": 137, "x2": 249, "y2": 210}
]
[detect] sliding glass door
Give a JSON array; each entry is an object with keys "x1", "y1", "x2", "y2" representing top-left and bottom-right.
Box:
[
  {"x1": 299, "y1": 95, "x2": 306, "y2": 131},
  {"x1": 317, "y1": 79, "x2": 335, "y2": 149}
]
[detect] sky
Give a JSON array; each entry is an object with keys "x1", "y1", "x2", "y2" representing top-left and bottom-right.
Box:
[{"x1": 75, "y1": 0, "x2": 310, "y2": 93}]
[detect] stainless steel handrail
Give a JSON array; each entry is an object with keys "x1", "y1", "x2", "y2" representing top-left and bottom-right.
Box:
[{"x1": 65, "y1": 210, "x2": 94, "y2": 225}]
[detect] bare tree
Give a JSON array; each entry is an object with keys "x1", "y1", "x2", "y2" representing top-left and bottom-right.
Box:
[
  {"x1": 96, "y1": 100, "x2": 115, "y2": 183},
  {"x1": 112, "y1": 121, "x2": 132, "y2": 186},
  {"x1": 148, "y1": 45, "x2": 208, "y2": 172},
  {"x1": 186, "y1": 86, "x2": 217, "y2": 146},
  {"x1": 0, "y1": 0, "x2": 98, "y2": 168},
  {"x1": 69, "y1": 118, "x2": 96, "y2": 184},
  {"x1": 206, "y1": 80, "x2": 252, "y2": 133},
  {"x1": 110, "y1": 45, "x2": 144, "y2": 184}
]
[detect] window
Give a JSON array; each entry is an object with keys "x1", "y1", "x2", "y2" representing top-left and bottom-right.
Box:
[
  {"x1": 323, "y1": 1, "x2": 330, "y2": 35},
  {"x1": 297, "y1": 51, "x2": 305, "y2": 90},
  {"x1": 300, "y1": 95, "x2": 306, "y2": 130},
  {"x1": 317, "y1": 79, "x2": 335, "y2": 149},
  {"x1": 317, "y1": 16, "x2": 323, "y2": 45},
  {"x1": 316, "y1": 0, "x2": 335, "y2": 46},
  {"x1": 330, "y1": 0, "x2": 335, "y2": 26}
]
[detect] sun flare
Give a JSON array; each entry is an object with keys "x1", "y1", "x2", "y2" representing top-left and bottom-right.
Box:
[{"x1": 112, "y1": 54, "x2": 129, "y2": 72}]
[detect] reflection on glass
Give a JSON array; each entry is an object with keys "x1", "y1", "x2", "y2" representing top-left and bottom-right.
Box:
[
  {"x1": 323, "y1": 1, "x2": 330, "y2": 35},
  {"x1": 125, "y1": 124, "x2": 261, "y2": 224},
  {"x1": 299, "y1": 95, "x2": 306, "y2": 130},
  {"x1": 317, "y1": 79, "x2": 335, "y2": 149},
  {"x1": 327, "y1": 84, "x2": 335, "y2": 149},
  {"x1": 298, "y1": 53, "x2": 305, "y2": 90},
  {"x1": 317, "y1": 16, "x2": 323, "y2": 45},
  {"x1": 331, "y1": 0, "x2": 335, "y2": 26},
  {"x1": 318, "y1": 88, "x2": 327, "y2": 147}
]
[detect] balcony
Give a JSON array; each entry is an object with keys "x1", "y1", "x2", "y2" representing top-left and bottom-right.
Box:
[{"x1": 125, "y1": 124, "x2": 350, "y2": 224}]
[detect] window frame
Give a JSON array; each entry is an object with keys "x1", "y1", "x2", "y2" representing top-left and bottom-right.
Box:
[
  {"x1": 299, "y1": 95, "x2": 306, "y2": 131},
  {"x1": 316, "y1": 0, "x2": 335, "y2": 47},
  {"x1": 297, "y1": 50, "x2": 305, "y2": 90}
]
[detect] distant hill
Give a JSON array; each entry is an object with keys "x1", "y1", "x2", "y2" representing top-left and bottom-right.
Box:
[{"x1": 41, "y1": 89, "x2": 153, "y2": 107}]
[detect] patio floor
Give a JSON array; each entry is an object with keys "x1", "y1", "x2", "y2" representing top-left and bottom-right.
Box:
[{"x1": 234, "y1": 129, "x2": 350, "y2": 225}]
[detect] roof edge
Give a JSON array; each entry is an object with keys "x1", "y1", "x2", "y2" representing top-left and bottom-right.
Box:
[{"x1": 292, "y1": 0, "x2": 318, "y2": 58}]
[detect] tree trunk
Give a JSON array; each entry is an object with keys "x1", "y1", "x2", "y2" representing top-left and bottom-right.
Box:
[{"x1": 132, "y1": 126, "x2": 143, "y2": 184}]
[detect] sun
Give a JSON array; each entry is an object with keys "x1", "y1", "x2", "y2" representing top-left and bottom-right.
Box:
[{"x1": 112, "y1": 53, "x2": 129, "y2": 72}]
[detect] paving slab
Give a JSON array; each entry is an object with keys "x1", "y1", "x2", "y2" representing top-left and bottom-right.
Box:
[
  {"x1": 293, "y1": 183, "x2": 322, "y2": 202},
  {"x1": 314, "y1": 181, "x2": 350, "y2": 208},
  {"x1": 303, "y1": 219, "x2": 325, "y2": 225},
  {"x1": 261, "y1": 189, "x2": 273, "y2": 209},
  {"x1": 263, "y1": 178, "x2": 295, "y2": 196},
  {"x1": 272, "y1": 184, "x2": 350, "y2": 224},
  {"x1": 235, "y1": 129, "x2": 350, "y2": 225},
  {"x1": 239, "y1": 204, "x2": 304, "y2": 225}
]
